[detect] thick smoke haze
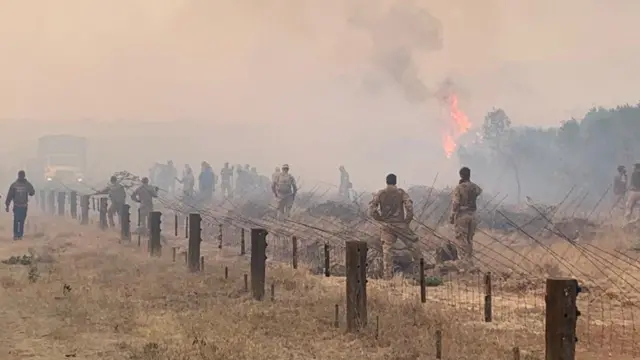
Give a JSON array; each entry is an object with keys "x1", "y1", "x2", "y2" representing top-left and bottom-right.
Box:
[{"x1": 1, "y1": 0, "x2": 639, "y2": 190}]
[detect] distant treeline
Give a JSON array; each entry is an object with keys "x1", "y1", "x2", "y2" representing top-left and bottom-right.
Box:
[{"x1": 458, "y1": 103, "x2": 640, "y2": 207}]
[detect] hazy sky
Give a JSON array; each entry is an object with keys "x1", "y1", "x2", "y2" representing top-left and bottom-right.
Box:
[{"x1": 1, "y1": 0, "x2": 639, "y2": 190}]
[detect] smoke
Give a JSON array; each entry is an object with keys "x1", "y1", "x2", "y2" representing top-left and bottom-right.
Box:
[
  {"x1": 348, "y1": 0, "x2": 444, "y2": 103},
  {"x1": 2, "y1": 1, "x2": 640, "y2": 193}
]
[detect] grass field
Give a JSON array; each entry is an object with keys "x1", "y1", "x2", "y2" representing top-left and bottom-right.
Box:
[{"x1": 0, "y1": 214, "x2": 638, "y2": 359}]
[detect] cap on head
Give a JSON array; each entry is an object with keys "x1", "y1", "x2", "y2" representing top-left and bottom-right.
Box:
[
  {"x1": 459, "y1": 167, "x2": 471, "y2": 180},
  {"x1": 17, "y1": 170, "x2": 25, "y2": 179},
  {"x1": 385, "y1": 173, "x2": 397, "y2": 185},
  {"x1": 618, "y1": 165, "x2": 626, "y2": 172},
  {"x1": 282, "y1": 164, "x2": 290, "y2": 170},
  {"x1": 110, "y1": 175, "x2": 117, "y2": 183},
  {"x1": 142, "y1": 177, "x2": 149, "y2": 184}
]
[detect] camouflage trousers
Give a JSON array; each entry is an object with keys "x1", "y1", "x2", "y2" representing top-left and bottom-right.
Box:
[
  {"x1": 379, "y1": 223, "x2": 423, "y2": 279},
  {"x1": 276, "y1": 194, "x2": 294, "y2": 220},
  {"x1": 221, "y1": 182, "x2": 233, "y2": 198},
  {"x1": 108, "y1": 201, "x2": 123, "y2": 227},
  {"x1": 625, "y1": 191, "x2": 640, "y2": 220},
  {"x1": 454, "y1": 212, "x2": 477, "y2": 259}
]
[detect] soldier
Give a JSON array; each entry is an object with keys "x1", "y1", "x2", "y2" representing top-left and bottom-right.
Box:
[
  {"x1": 236, "y1": 164, "x2": 249, "y2": 195},
  {"x1": 199, "y1": 161, "x2": 215, "y2": 205},
  {"x1": 94, "y1": 175, "x2": 127, "y2": 228},
  {"x1": 220, "y1": 162, "x2": 234, "y2": 198},
  {"x1": 612, "y1": 165, "x2": 627, "y2": 213},
  {"x1": 625, "y1": 164, "x2": 640, "y2": 220},
  {"x1": 250, "y1": 167, "x2": 259, "y2": 189},
  {"x1": 131, "y1": 177, "x2": 158, "y2": 234},
  {"x1": 368, "y1": 173, "x2": 423, "y2": 279},
  {"x1": 449, "y1": 167, "x2": 483, "y2": 260},
  {"x1": 272, "y1": 167, "x2": 281, "y2": 183},
  {"x1": 338, "y1": 165, "x2": 351, "y2": 200},
  {"x1": 272, "y1": 164, "x2": 297, "y2": 219},
  {"x1": 5, "y1": 170, "x2": 35, "y2": 240},
  {"x1": 165, "y1": 160, "x2": 177, "y2": 194},
  {"x1": 177, "y1": 164, "x2": 195, "y2": 200}
]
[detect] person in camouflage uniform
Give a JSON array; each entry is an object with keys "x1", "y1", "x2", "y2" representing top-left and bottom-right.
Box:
[
  {"x1": 131, "y1": 177, "x2": 158, "y2": 235},
  {"x1": 338, "y1": 166, "x2": 351, "y2": 200},
  {"x1": 449, "y1": 167, "x2": 483, "y2": 260},
  {"x1": 611, "y1": 165, "x2": 627, "y2": 214},
  {"x1": 625, "y1": 163, "x2": 640, "y2": 221},
  {"x1": 368, "y1": 173, "x2": 423, "y2": 279},
  {"x1": 94, "y1": 175, "x2": 127, "y2": 228},
  {"x1": 272, "y1": 167, "x2": 280, "y2": 183},
  {"x1": 220, "y1": 162, "x2": 234, "y2": 198},
  {"x1": 271, "y1": 164, "x2": 297, "y2": 220}
]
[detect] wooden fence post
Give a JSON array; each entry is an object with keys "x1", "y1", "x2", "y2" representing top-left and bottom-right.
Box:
[
  {"x1": 174, "y1": 213, "x2": 178, "y2": 236},
  {"x1": 57, "y1": 192, "x2": 66, "y2": 216},
  {"x1": 185, "y1": 216, "x2": 189, "y2": 239},
  {"x1": 121, "y1": 204, "x2": 131, "y2": 241},
  {"x1": 324, "y1": 243, "x2": 331, "y2": 277},
  {"x1": 80, "y1": 195, "x2": 90, "y2": 225},
  {"x1": 47, "y1": 190, "x2": 55, "y2": 214},
  {"x1": 292, "y1": 236, "x2": 298, "y2": 269},
  {"x1": 512, "y1": 347, "x2": 521, "y2": 360},
  {"x1": 218, "y1": 224, "x2": 223, "y2": 249},
  {"x1": 149, "y1": 211, "x2": 162, "y2": 256},
  {"x1": 240, "y1": 228, "x2": 246, "y2": 255},
  {"x1": 250, "y1": 228, "x2": 268, "y2": 301},
  {"x1": 420, "y1": 258, "x2": 426, "y2": 303},
  {"x1": 187, "y1": 213, "x2": 202, "y2": 272},
  {"x1": 137, "y1": 208, "x2": 141, "y2": 245},
  {"x1": 99, "y1": 198, "x2": 108, "y2": 230},
  {"x1": 345, "y1": 241, "x2": 368, "y2": 332},
  {"x1": 545, "y1": 278, "x2": 578, "y2": 360},
  {"x1": 69, "y1": 191, "x2": 77, "y2": 219},
  {"x1": 484, "y1": 272, "x2": 492, "y2": 322}
]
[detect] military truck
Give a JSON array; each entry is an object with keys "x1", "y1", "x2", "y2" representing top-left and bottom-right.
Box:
[{"x1": 34, "y1": 134, "x2": 88, "y2": 191}]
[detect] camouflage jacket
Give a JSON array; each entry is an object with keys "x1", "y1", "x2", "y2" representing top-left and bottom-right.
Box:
[
  {"x1": 368, "y1": 185, "x2": 413, "y2": 223},
  {"x1": 451, "y1": 180, "x2": 482, "y2": 216}
]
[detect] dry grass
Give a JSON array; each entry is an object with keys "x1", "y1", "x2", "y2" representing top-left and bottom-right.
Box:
[{"x1": 0, "y1": 215, "x2": 638, "y2": 359}]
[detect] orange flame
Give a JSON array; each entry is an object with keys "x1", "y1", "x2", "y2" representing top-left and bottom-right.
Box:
[{"x1": 442, "y1": 93, "x2": 471, "y2": 158}]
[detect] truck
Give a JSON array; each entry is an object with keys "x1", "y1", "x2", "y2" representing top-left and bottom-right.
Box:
[{"x1": 34, "y1": 134, "x2": 88, "y2": 191}]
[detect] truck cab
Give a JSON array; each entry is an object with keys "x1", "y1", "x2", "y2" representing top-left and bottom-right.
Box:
[{"x1": 37, "y1": 135, "x2": 88, "y2": 192}]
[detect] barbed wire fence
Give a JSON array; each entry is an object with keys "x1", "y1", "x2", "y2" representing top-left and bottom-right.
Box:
[{"x1": 30, "y1": 174, "x2": 640, "y2": 359}]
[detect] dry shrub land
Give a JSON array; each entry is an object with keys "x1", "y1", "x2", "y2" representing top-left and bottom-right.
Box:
[{"x1": 0, "y1": 215, "x2": 638, "y2": 360}]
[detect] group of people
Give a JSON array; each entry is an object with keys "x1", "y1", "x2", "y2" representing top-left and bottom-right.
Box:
[
  {"x1": 613, "y1": 164, "x2": 640, "y2": 220},
  {"x1": 93, "y1": 175, "x2": 158, "y2": 234},
  {"x1": 150, "y1": 161, "x2": 278, "y2": 202},
  {"x1": 2, "y1": 162, "x2": 483, "y2": 281},
  {"x1": 368, "y1": 166, "x2": 482, "y2": 279}
]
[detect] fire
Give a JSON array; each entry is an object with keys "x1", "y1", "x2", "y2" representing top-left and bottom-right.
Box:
[{"x1": 442, "y1": 93, "x2": 471, "y2": 158}]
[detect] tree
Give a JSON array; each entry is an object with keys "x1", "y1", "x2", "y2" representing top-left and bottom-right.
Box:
[{"x1": 482, "y1": 108, "x2": 522, "y2": 203}]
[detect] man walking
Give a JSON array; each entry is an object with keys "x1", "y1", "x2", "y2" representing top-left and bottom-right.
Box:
[
  {"x1": 271, "y1": 164, "x2": 297, "y2": 220},
  {"x1": 5, "y1": 170, "x2": 35, "y2": 240}
]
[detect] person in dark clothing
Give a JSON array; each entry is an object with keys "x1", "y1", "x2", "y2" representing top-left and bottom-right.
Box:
[{"x1": 5, "y1": 170, "x2": 35, "y2": 240}]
